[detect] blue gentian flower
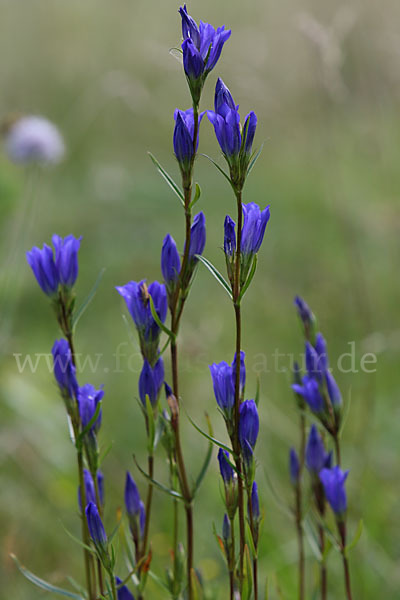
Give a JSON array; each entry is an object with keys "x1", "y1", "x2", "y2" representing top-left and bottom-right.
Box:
[
  {"x1": 289, "y1": 447, "x2": 300, "y2": 485},
  {"x1": 325, "y1": 371, "x2": 342, "y2": 407},
  {"x1": 292, "y1": 375, "x2": 324, "y2": 413},
  {"x1": 222, "y1": 513, "x2": 231, "y2": 543},
  {"x1": 250, "y1": 481, "x2": 260, "y2": 520},
  {"x1": 138, "y1": 357, "x2": 164, "y2": 407},
  {"x1": 125, "y1": 472, "x2": 145, "y2": 539},
  {"x1": 294, "y1": 296, "x2": 314, "y2": 327},
  {"x1": 319, "y1": 466, "x2": 349, "y2": 516},
  {"x1": 239, "y1": 399, "x2": 259, "y2": 468},
  {"x1": 173, "y1": 109, "x2": 204, "y2": 170},
  {"x1": 179, "y1": 7, "x2": 231, "y2": 103},
  {"x1": 26, "y1": 243, "x2": 59, "y2": 296},
  {"x1": 115, "y1": 577, "x2": 135, "y2": 600},
  {"x1": 161, "y1": 234, "x2": 181, "y2": 291},
  {"x1": 305, "y1": 425, "x2": 330, "y2": 474},
  {"x1": 52, "y1": 234, "x2": 82, "y2": 287},
  {"x1": 86, "y1": 502, "x2": 107, "y2": 547},
  {"x1": 97, "y1": 470, "x2": 105, "y2": 507},
  {"x1": 210, "y1": 360, "x2": 235, "y2": 415},
  {"x1": 207, "y1": 79, "x2": 258, "y2": 187},
  {"x1": 218, "y1": 448, "x2": 234, "y2": 484},
  {"x1": 188, "y1": 211, "x2": 206, "y2": 261},
  {"x1": 241, "y1": 202, "x2": 271, "y2": 256},
  {"x1": 224, "y1": 215, "x2": 236, "y2": 258},
  {"x1": 314, "y1": 333, "x2": 328, "y2": 370},
  {"x1": 52, "y1": 339, "x2": 78, "y2": 399},
  {"x1": 78, "y1": 469, "x2": 97, "y2": 512},
  {"x1": 232, "y1": 351, "x2": 246, "y2": 396},
  {"x1": 77, "y1": 384, "x2": 104, "y2": 433}
]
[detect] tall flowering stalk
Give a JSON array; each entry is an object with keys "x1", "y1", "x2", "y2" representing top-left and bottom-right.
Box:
[{"x1": 207, "y1": 78, "x2": 269, "y2": 598}]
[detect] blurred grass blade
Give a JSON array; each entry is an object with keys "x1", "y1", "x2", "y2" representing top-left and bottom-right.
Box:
[
  {"x1": 345, "y1": 519, "x2": 363, "y2": 555},
  {"x1": 303, "y1": 517, "x2": 322, "y2": 562},
  {"x1": 247, "y1": 143, "x2": 264, "y2": 177},
  {"x1": 193, "y1": 413, "x2": 213, "y2": 496},
  {"x1": 195, "y1": 255, "x2": 233, "y2": 299},
  {"x1": 11, "y1": 554, "x2": 84, "y2": 599},
  {"x1": 241, "y1": 544, "x2": 253, "y2": 600},
  {"x1": 262, "y1": 467, "x2": 293, "y2": 518},
  {"x1": 73, "y1": 268, "x2": 105, "y2": 329},
  {"x1": 148, "y1": 152, "x2": 184, "y2": 207},
  {"x1": 133, "y1": 455, "x2": 184, "y2": 501}
]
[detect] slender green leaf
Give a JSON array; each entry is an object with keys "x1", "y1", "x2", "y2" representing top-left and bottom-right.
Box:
[
  {"x1": 254, "y1": 376, "x2": 260, "y2": 407},
  {"x1": 148, "y1": 570, "x2": 171, "y2": 594},
  {"x1": 73, "y1": 268, "x2": 105, "y2": 329},
  {"x1": 262, "y1": 468, "x2": 293, "y2": 518},
  {"x1": 11, "y1": 555, "x2": 84, "y2": 599},
  {"x1": 148, "y1": 152, "x2": 184, "y2": 206},
  {"x1": 241, "y1": 545, "x2": 253, "y2": 600},
  {"x1": 133, "y1": 455, "x2": 184, "y2": 501},
  {"x1": 339, "y1": 387, "x2": 352, "y2": 436},
  {"x1": 264, "y1": 577, "x2": 269, "y2": 600},
  {"x1": 185, "y1": 412, "x2": 234, "y2": 455},
  {"x1": 148, "y1": 294, "x2": 176, "y2": 340},
  {"x1": 246, "y1": 143, "x2": 264, "y2": 177},
  {"x1": 239, "y1": 255, "x2": 257, "y2": 302},
  {"x1": 303, "y1": 517, "x2": 322, "y2": 562},
  {"x1": 192, "y1": 414, "x2": 213, "y2": 495},
  {"x1": 195, "y1": 255, "x2": 233, "y2": 299},
  {"x1": 201, "y1": 154, "x2": 234, "y2": 189},
  {"x1": 60, "y1": 522, "x2": 96, "y2": 555},
  {"x1": 345, "y1": 519, "x2": 363, "y2": 555},
  {"x1": 245, "y1": 521, "x2": 257, "y2": 559},
  {"x1": 169, "y1": 47, "x2": 183, "y2": 62},
  {"x1": 189, "y1": 182, "x2": 201, "y2": 209}
]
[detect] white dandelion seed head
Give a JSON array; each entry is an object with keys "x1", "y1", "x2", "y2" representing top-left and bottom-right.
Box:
[{"x1": 4, "y1": 115, "x2": 65, "y2": 165}]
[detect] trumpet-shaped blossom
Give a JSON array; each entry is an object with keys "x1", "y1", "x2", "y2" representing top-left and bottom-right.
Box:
[
  {"x1": 319, "y1": 466, "x2": 349, "y2": 516},
  {"x1": 161, "y1": 234, "x2": 181, "y2": 290},
  {"x1": 52, "y1": 234, "x2": 82, "y2": 287},
  {"x1": 289, "y1": 447, "x2": 300, "y2": 485},
  {"x1": 305, "y1": 425, "x2": 332, "y2": 474},
  {"x1": 26, "y1": 243, "x2": 59, "y2": 296},
  {"x1": 187, "y1": 211, "x2": 206, "y2": 261},
  {"x1": 173, "y1": 109, "x2": 204, "y2": 169},
  {"x1": 77, "y1": 384, "x2": 104, "y2": 433},
  {"x1": 115, "y1": 577, "x2": 135, "y2": 600},
  {"x1": 52, "y1": 339, "x2": 78, "y2": 399},
  {"x1": 207, "y1": 79, "x2": 257, "y2": 183},
  {"x1": 241, "y1": 202, "x2": 271, "y2": 256},
  {"x1": 86, "y1": 502, "x2": 107, "y2": 546},
  {"x1": 179, "y1": 6, "x2": 231, "y2": 100},
  {"x1": 218, "y1": 448, "x2": 234, "y2": 484},
  {"x1": 138, "y1": 358, "x2": 164, "y2": 407},
  {"x1": 210, "y1": 352, "x2": 245, "y2": 419},
  {"x1": 292, "y1": 375, "x2": 324, "y2": 413},
  {"x1": 239, "y1": 399, "x2": 259, "y2": 465}
]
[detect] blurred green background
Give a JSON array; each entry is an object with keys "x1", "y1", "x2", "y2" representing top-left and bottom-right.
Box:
[{"x1": 1, "y1": 0, "x2": 399, "y2": 598}]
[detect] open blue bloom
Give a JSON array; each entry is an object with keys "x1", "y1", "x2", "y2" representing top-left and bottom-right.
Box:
[
  {"x1": 305, "y1": 425, "x2": 331, "y2": 474},
  {"x1": 210, "y1": 360, "x2": 235, "y2": 415},
  {"x1": 26, "y1": 243, "x2": 59, "y2": 296},
  {"x1": 250, "y1": 481, "x2": 260, "y2": 520},
  {"x1": 289, "y1": 447, "x2": 300, "y2": 485},
  {"x1": 319, "y1": 466, "x2": 349, "y2": 516},
  {"x1": 292, "y1": 375, "x2": 324, "y2": 413},
  {"x1": 138, "y1": 357, "x2": 164, "y2": 407},
  {"x1": 325, "y1": 371, "x2": 342, "y2": 407},
  {"x1": 241, "y1": 202, "x2": 271, "y2": 256},
  {"x1": 52, "y1": 339, "x2": 78, "y2": 399},
  {"x1": 218, "y1": 448, "x2": 234, "y2": 484},
  {"x1": 179, "y1": 6, "x2": 231, "y2": 100},
  {"x1": 294, "y1": 296, "x2": 314, "y2": 327},
  {"x1": 173, "y1": 109, "x2": 204, "y2": 169},
  {"x1": 188, "y1": 211, "x2": 206, "y2": 260},
  {"x1": 86, "y1": 502, "x2": 107, "y2": 546},
  {"x1": 207, "y1": 80, "x2": 257, "y2": 185},
  {"x1": 239, "y1": 400, "x2": 259, "y2": 466},
  {"x1": 52, "y1": 234, "x2": 82, "y2": 287},
  {"x1": 115, "y1": 577, "x2": 135, "y2": 600},
  {"x1": 161, "y1": 234, "x2": 181, "y2": 290},
  {"x1": 224, "y1": 215, "x2": 236, "y2": 258},
  {"x1": 78, "y1": 469, "x2": 97, "y2": 512},
  {"x1": 77, "y1": 384, "x2": 104, "y2": 433}
]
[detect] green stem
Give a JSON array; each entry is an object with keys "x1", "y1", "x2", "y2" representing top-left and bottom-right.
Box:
[
  {"x1": 110, "y1": 572, "x2": 118, "y2": 600},
  {"x1": 94, "y1": 477, "x2": 105, "y2": 597},
  {"x1": 77, "y1": 450, "x2": 96, "y2": 600},
  {"x1": 141, "y1": 454, "x2": 154, "y2": 559}
]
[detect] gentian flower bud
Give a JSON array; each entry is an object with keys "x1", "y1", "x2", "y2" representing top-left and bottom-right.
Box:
[
  {"x1": 86, "y1": 502, "x2": 107, "y2": 547},
  {"x1": 52, "y1": 234, "x2": 82, "y2": 288},
  {"x1": 315, "y1": 333, "x2": 328, "y2": 371},
  {"x1": 26, "y1": 243, "x2": 59, "y2": 296},
  {"x1": 218, "y1": 448, "x2": 234, "y2": 484},
  {"x1": 52, "y1": 339, "x2": 78, "y2": 400},
  {"x1": 116, "y1": 280, "x2": 167, "y2": 364},
  {"x1": 222, "y1": 513, "x2": 231, "y2": 544},
  {"x1": 173, "y1": 109, "x2": 204, "y2": 178},
  {"x1": 239, "y1": 400, "x2": 259, "y2": 477},
  {"x1": 97, "y1": 470, "x2": 105, "y2": 508},
  {"x1": 4, "y1": 115, "x2": 65, "y2": 164},
  {"x1": 138, "y1": 357, "x2": 164, "y2": 407},
  {"x1": 179, "y1": 7, "x2": 231, "y2": 104},
  {"x1": 209, "y1": 360, "x2": 235, "y2": 421},
  {"x1": 325, "y1": 371, "x2": 342, "y2": 408},
  {"x1": 250, "y1": 481, "x2": 260, "y2": 521},
  {"x1": 78, "y1": 469, "x2": 97, "y2": 512},
  {"x1": 241, "y1": 203, "x2": 271, "y2": 256},
  {"x1": 294, "y1": 296, "x2": 314, "y2": 328},
  {"x1": 215, "y1": 78, "x2": 236, "y2": 114},
  {"x1": 115, "y1": 577, "x2": 135, "y2": 600},
  {"x1": 77, "y1": 384, "x2": 104, "y2": 433},
  {"x1": 319, "y1": 466, "x2": 349, "y2": 517},
  {"x1": 243, "y1": 112, "x2": 257, "y2": 156},
  {"x1": 125, "y1": 472, "x2": 145, "y2": 542},
  {"x1": 224, "y1": 216, "x2": 236, "y2": 258},
  {"x1": 161, "y1": 234, "x2": 181, "y2": 292},
  {"x1": 306, "y1": 425, "x2": 328, "y2": 474},
  {"x1": 305, "y1": 342, "x2": 324, "y2": 382},
  {"x1": 289, "y1": 447, "x2": 300, "y2": 485},
  {"x1": 232, "y1": 351, "x2": 246, "y2": 397},
  {"x1": 292, "y1": 375, "x2": 324, "y2": 413},
  {"x1": 188, "y1": 211, "x2": 206, "y2": 261}
]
